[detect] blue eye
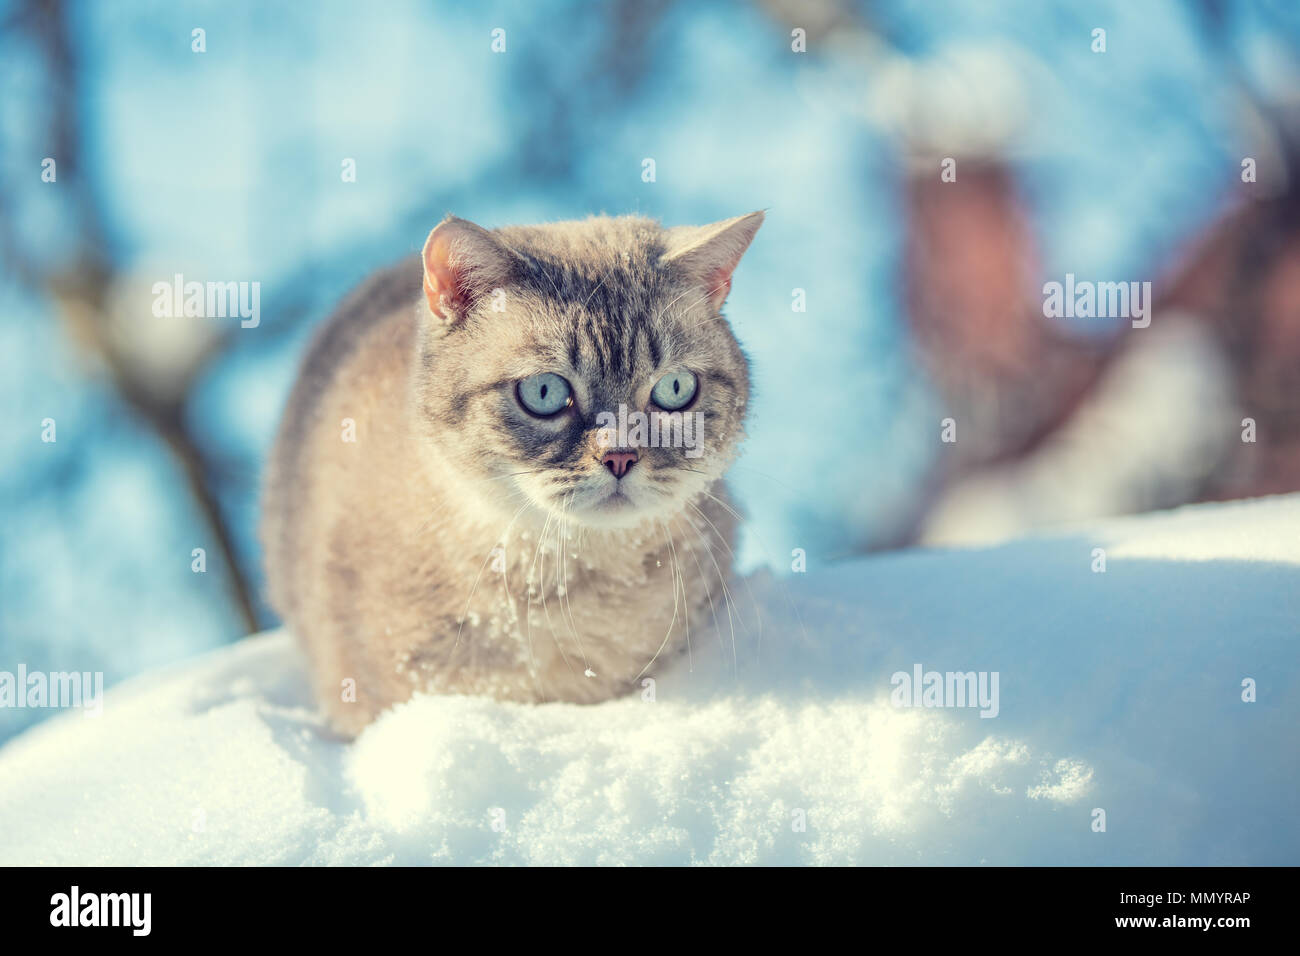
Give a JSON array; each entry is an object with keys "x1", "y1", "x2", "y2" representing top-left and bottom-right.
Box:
[
  {"x1": 650, "y1": 369, "x2": 698, "y2": 411},
  {"x1": 517, "y1": 373, "x2": 573, "y2": 417}
]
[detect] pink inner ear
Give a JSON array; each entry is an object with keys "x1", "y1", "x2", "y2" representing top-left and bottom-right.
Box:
[
  {"x1": 707, "y1": 267, "x2": 735, "y2": 309},
  {"x1": 422, "y1": 232, "x2": 463, "y2": 319}
]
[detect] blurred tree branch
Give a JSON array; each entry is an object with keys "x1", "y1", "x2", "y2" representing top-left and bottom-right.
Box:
[{"x1": 1, "y1": 0, "x2": 259, "y2": 634}]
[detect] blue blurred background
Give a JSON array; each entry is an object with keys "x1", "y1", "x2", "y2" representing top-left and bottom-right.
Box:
[{"x1": 3, "y1": 0, "x2": 1298, "y2": 741}]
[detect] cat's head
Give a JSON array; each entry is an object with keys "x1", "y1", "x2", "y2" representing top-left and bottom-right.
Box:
[{"x1": 412, "y1": 212, "x2": 762, "y2": 530}]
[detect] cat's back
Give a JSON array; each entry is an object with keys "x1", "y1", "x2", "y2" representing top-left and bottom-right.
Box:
[{"x1": 261, "y1": 256, "x2": 422, "y2": 618}]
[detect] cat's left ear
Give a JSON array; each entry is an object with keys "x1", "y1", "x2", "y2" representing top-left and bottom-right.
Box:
[{"x1": 661, "y1": 210, "x2": 765, "y2": 312}]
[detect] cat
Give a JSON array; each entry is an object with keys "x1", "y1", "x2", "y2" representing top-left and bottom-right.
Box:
[{"x1": 262, "y1": 211, "x2": 763, "y2": 735}]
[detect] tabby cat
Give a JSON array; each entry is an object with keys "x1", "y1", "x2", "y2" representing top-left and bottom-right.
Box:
[{"x1": 262, "y1": 211, "x2": 763, "y2": 734}]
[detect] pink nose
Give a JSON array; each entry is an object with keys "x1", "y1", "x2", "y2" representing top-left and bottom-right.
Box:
[{"x1": 601, "y1": 450, "x2": 638, "y2": 479}]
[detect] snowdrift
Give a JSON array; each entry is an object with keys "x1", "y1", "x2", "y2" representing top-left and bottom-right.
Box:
[{"x1": 2, "y1": 495, "x2": 1297, "y2": 865}]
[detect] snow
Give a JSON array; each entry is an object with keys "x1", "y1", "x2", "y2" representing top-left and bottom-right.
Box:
[{"x1": 1, "y1": 494, "x2": 1297, "y2": 865}]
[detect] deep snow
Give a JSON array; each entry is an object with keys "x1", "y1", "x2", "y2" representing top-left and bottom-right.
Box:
[{"x1": 1, "y1": 494, "x2": 1296, "y2": 865}]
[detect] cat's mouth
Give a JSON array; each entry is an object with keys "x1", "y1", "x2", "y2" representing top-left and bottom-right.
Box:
[
  {"x1": 560, "y1": 480, "x2": 661, "y2": 529},
  {"x1": 593, "y1": 487, "x2": 634, "y2": 510},
  {"x1": 525, "y1": 465, "x2": 695, "y2": 530}
]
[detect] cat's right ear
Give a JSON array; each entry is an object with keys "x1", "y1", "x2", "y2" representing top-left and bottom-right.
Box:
[{"x1": 421, "y1": 217, "x2": 516, "y2": 324}]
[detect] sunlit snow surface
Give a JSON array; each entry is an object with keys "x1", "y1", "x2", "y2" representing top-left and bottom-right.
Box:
[{"x1": 1, "y1": 495, "x2": 1296, "y2": 865}]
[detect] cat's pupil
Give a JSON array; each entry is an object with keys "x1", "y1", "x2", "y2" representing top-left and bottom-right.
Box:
[
  {"x1": 540, "y1": 384, "x2": 548, "y2": 399},
  {"x1": 672, "y1": 379, "x2": 680, "y2": 394}
]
